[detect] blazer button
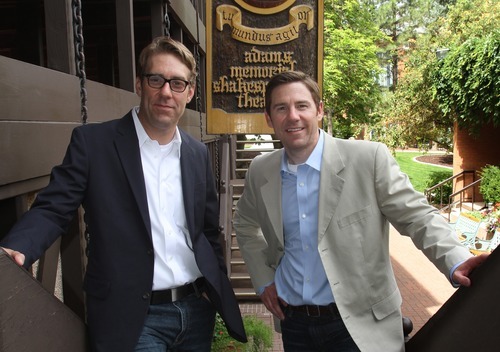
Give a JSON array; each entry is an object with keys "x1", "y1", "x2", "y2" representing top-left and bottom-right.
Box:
[
  {"x1": 147, "y1": 249, "x2": 153, "y2": 256},
  {"x1": 142, "y1": 292, "x2": 150, "y2": 300}
]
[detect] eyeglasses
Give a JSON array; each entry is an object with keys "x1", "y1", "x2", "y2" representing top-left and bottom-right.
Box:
[{"x1": 142, "y1": 74, "x2": 190, "y2": 93}]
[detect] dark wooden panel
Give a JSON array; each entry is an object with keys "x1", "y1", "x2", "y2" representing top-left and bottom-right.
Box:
[
  {"x1": 406, "y1": 248, "x2": 500, "y2": 352},
  {"x1": 85, "y1": 80, "x2": 139, "y2": 122},
  {"x1": 116, "y1": 0, "x2": 136, "y2": 92},
  {"x1": 0, "y1": 122, "x2": 76, "y2": 185},
  {"x1": 170, "y1": 0, "x2": 206, "y2": 50},
  {"x1": 44, "y1": 0, "x2": 76, "y2": 74},
  {"x1": 0, "y1": 56, "x2": 81, "y2": 122},
  {"x1": 0, "y1": 249, "x2": 88, "y2": 352}
]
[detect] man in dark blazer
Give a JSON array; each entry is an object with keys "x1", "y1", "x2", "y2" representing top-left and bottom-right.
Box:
[{"x1": 1, "y1": 37, "x2": 246, "y2": 351}]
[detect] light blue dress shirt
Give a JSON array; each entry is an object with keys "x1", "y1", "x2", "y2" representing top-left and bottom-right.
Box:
[{"x1": 274, "y1": 130, "x2": 335, "y2": 305}]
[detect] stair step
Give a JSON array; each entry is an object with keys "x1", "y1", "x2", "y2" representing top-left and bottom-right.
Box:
[{"x1": 233, "y1": 287, "x2": 259, "y2": 300}]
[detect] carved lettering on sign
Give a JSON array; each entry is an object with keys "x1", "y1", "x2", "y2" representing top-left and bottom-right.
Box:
[
  {"x1": 216, "y1": 5, "x2": 313, "y2": 45},
  {"x1": 212, "y1": 47, "x2": 297, "y2": 108}
]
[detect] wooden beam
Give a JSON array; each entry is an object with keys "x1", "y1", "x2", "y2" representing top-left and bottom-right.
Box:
[
  {"x1": 150, "y1": 0, "x2": 164, "y2": 38},
  {"x1": 44, "y1": 0, "x2": 76, "y2": 74},
  {"x1": 116, "y1": 0, "x2": 136, "y2": 92}
]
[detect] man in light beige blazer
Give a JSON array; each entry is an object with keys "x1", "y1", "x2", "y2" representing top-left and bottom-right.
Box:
[{"x1": 233, "y1": 71, "x2": 487, "y2": 351}]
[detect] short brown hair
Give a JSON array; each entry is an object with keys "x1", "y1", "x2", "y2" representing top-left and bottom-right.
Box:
[
  {"x1": 265, "y1": 71, "x2": 321, "y2": 115},
  {"x1": 137, "y1": 36, "x2": 197, "y2": 83}
]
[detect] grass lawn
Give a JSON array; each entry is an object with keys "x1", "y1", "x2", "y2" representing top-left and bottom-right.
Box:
[{"x1": 395, "y1": 152, "x2": 452, "y2": 193}]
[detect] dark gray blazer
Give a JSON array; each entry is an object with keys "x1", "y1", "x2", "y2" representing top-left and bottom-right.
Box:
[{"x1": 1, "y1": 111, "x2": 246, "y2": 351}]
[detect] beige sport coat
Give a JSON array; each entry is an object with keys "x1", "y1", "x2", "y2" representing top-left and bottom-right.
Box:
[{"x1": 233, "y1": 133, "x2": 472, "y2": 352}]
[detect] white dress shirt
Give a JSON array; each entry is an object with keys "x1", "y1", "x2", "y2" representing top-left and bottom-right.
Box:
[{"x1": 132, "y1": 107, "x2": 202, "y2": 290}]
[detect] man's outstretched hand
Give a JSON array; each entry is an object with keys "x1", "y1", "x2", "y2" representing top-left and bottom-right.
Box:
[
  {"x1": 1, "y1": 247, "x2": 26, "y2": 266},
  {"x1": 453, "y1": 253, "x2": 489, "y2": 287}
]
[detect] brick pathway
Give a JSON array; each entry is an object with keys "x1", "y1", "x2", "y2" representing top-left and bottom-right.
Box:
[{"x1": 239, "y1": 225, "x2": 457, "y2": 351}]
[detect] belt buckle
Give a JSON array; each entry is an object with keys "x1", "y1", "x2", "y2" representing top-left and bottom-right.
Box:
[
  {"x1": 306, "y1": 305, "x2": 321, "y2": 317},
  {"x1": 171, "y1": 287, "x2": 180, "y2": 302}
]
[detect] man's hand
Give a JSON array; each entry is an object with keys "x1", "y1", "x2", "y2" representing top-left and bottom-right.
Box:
[
  {"x1": 453, "y1": 253, "x2": 489, "y2": 287},
  {"x1": 1, "y1": 247, "x2": 26, "y2": 266},
  {"x1": 260, "y1": 283, "x2": 286, "y2": 320}
]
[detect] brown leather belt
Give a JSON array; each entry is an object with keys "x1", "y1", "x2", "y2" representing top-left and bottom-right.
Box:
[
  {"x1": 150, "y1": 277, "x2": 205, "y2": 305},
  {"x1": 286, "y1": 303, "x2": 340, "y2": 318}
]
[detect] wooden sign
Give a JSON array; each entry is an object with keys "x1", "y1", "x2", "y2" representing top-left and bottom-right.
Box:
[{"x1": 207, "y1": 0, "x2": 324, "y2": 134}]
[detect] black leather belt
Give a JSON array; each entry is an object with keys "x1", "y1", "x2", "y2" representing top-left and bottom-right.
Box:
[
  {"x1": 286, "y1": 303, "x2": 340, "y2": 318},
  {"x1": 150, "y1": 277, "x2": 205, "y2": 305}
]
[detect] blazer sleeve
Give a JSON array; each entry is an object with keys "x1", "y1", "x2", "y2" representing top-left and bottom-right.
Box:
[
  {"x1": 0, "y1": 126, "x2": 89, "y2": 267},
  {"x1": 373, "y1": 143, "x2": 472, "y2": 276},
  {"x1": 233, "y1": 156, "x2": 278, "y2": 293}
]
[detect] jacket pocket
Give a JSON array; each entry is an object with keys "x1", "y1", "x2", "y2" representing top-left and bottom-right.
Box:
[
  {"x1": 371, "y1": 288, "x2": 402, "y2": 321},
  {"x1": 338, "y1": 205, "x2": 372, "y2": 229}
]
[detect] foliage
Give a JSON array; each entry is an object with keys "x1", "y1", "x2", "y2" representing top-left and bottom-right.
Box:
[
  {"x1": 429, "y1": 0, "x2": 500, "y2": 135},
  {"x1": 370, "y1": 0, "x2": 499, "y2": 148},
  {"x1": 212, "y1": 314, "x2": 273, "y2": 352},
  {"x1": 365, "y1": 0, "x2": 451, "y2": 86},
  {"x1": 322, "y1": 0, "x2": 386, "y2": 133},
  {"x1": 425, "y1": 170, "x2": 454, "y2": 206},
  {"x1": 430, "y1": 31, "x2": 500, "y2": 135},
  {"x1": 364, "y1": 0, "x2": 456, "y2": 150},
  {"x1": 370, "y1": 55, "x2": 454, "y2": 151},
  {"x1": 479, "y1": 165, "x2": 500, "y2": 204}
]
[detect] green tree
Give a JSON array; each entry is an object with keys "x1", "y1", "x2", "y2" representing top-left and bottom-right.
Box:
[
  {"x1": 322, "y1": 0, "x2": 386, "y2": 137},
  {"x1": 429, "y1": 0, "x2": 500, "y2": 134},
  {"x1": 372, "y1": 0, "x2": 499, "y2": 149},
  {"x1": 371, "y1": 35, "x2": 454, "y2": 151},
  {"x1": 365, "y1": 0, "x2": 451, "y2": 87}
]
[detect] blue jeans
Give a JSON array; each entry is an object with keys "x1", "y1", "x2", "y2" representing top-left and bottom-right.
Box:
[
  {"x1": 135, "y1": 293, "x2": 216, "y2": 352},
  {"x1": 281, "y1": 307, "x2": 360, "y2": 352}
]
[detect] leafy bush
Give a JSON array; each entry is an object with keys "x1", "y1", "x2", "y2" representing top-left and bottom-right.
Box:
[
  {"x1": 425, "y1": 170, "x2": 453, "y2": 206},
  {"x1": 480, "y1": 165, "x2": 500, "y2": 204},
  {"x1": 212, "y1": 314, "x2": 273, "y2": 352}
]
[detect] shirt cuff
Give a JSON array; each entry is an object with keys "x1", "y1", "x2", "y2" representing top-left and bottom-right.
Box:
[
  {"x1": 258, "y1": 281, "x2": 274, "y2": 295},
  {"x1": 449, "y1": 260, "x2": 466, "y2": 287}
]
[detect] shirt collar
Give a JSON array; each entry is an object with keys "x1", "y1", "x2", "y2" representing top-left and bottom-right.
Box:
[
  {"x1": 132, "y1": 106, "x2": 182, "y2": 156},
  {"x1": 281, "y1": 129, "x2": 324, "y2": 173}
]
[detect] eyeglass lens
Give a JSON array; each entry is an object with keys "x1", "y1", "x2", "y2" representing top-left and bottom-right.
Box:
[{"x1": 146, "y1": 75, "x2": 189, "y2": 92}]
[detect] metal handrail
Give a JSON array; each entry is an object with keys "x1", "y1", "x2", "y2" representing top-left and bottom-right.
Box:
[
  {"x1": 446, "y1": 178, "x2": 482, "y2": 220},
  {"x1": 424, "y1": 170, "x2": 476, "y2": 210}
]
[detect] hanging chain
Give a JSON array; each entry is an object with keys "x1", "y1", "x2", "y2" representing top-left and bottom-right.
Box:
[
  {"x1": 72, "y1": 0, "x2": 88, "y2": 124},
  {"x1": 163, "y1": 0, "x2": 171, "y2": 37},
  {"x1": 194, "y1": 6, "x2": 203, "y2": 142},
  {"x1": 72, "y1": 0, "x2": 90, "y2": 259}
]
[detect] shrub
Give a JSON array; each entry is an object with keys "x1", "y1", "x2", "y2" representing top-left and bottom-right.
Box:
[
  {"x1": 425, "y1": 170, "x2": 453, "y2": 206},
  {"x1": 479, "y1": 165, "x2": 500, "y2": 204},
  {"x1": 212, "y1": 314, "x2": 273, "y2": 352}
]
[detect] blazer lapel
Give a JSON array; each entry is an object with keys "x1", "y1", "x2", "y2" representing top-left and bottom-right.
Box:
[
  {"x1": 318, "y1": 135, "x2": 345, "y2": 243},
  {"x1": 260, "y1": 151, "x2": 284, "y2": 246},
  {"x1": 179, "y1": 131, "x2": 196, "y2": 237},
  {"x1": 114, "y1": 113, "x2": 151, "y2": 236}
]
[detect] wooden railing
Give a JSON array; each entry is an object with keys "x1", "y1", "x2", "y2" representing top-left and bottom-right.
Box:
[{"x1": 0, "y1": 249, "x2": 88, "y2": 352}]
